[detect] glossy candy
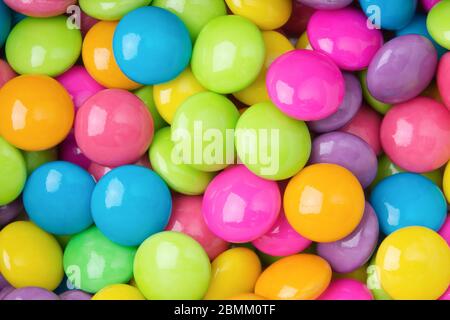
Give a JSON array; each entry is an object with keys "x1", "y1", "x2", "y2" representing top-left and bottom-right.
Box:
[
  {"x1": 359, "y1": 70, "x2": 391, "y2": 114},
  {"x1": 91, "y1": 165, "x2": 172, "y2": 246},
  {"x1": 79, "y1": 0, "x2": 152, "y2": 21},
  {"x1": 439, "y1": 215, "x2": 450, "y2": 245},
  {"x1": 0, "y1": 75, "x2": 74, "y2": 151},
  {"x1": 267, "y1": 50, "x2": 345, "y2": 121},
  {"x1": 298, "y1": 0, "x2": 353, "y2": 9},
  {"x1": 375, "y1": 226, "x2": 450, "y2": 300},
  {"x1": 0, "y1": 59, "x2": 15, "y2": 89},
  {"x1": 370, "y1": 173, "x2": 447, "y2": 234},
  {"x1": 134, "y1": 86, "x2": 167, "y2": 131},
  {"x1": 359, "y1": 0, "x2": 417, "y2": 30},
  {"x1": 134, "y1": 231, "x2": 211, "y2": 300},
  {"x1": 3, "y1": 0, "x2": 76, "y2": 17},
  {"x1": 0, "y1": 198, "x2": 23, "y2": 227},
  {"x1": 3, "y1": 287, "x2": 60, "y2": 300},
  {"x1": 283, "y1": 1, "x2": 315, "y2": 36},
  {"x1": 0, "y1": 1, "x2": 11, "y2": 48},
  {"x1": 437, "y1": 52, "x2": 450, "y2": 109},
  {"x1": 59, "y1": 133, "x2": 91, "y2": 170},
  {"x1": 75, "y1": 89, "x2": 153, "y2": 167},
  {"x1": 23, "y1": 148, "x2": 58, "y2": 176},
  {"x1": 92, "y1": 284, "x2": 145, "y2": 300},
  {"x1": 427, "y1": 0, "x2": 450, "y2": 49},
  {"x1": 113, "y1": 7, "x2": 192, "y2": 85},
  {"x1": 444, "y1": 162, "x2": 450, "y2": 202},
  {"x1": 319, "y1": 279, "x2": 373, "y2": 300},
  {"x1": 0, "y1": 138, "x2": 26, "y2": 206},
  {"x1": 422, "y1": 0, "x2": 441, "y2": 11},
  {"x1": 59, "y1": 290, "x2": 92, "y2": 301}
]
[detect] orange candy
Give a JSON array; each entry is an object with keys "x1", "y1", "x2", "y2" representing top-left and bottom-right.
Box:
[
  {"x1": 255, "y1": 254, "x2": 332, "y2": 300},
  {"x1": 0, "y1": 75, "x2": 74, "y2": 151},
  {"x1": 229, "y1": 293, "x2": 266, "y2": 300},
  {"x1": 82, "y1": 21, "x2": 141, "y2": 90}
]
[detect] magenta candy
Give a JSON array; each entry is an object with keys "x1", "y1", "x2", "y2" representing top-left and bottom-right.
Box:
[
  {"x1": 282, "y1": 1, "x2": 315, "y2": 36},
  {"x1": 202, "y1": 165, "x2": 281, "y2": 243},
  {"x1": 317, "y1": 202, "x2": 379, "y2": 273},
  {"x1": 59, "y1": 132, "x2": 91, "y2": 170},
  {"x1": 3, "y1": 0, "x2": 77, "y2": 17},
  {"x1": 0, "y1": 59, "x2": 15, "y2": 89},
  {"x1": 380, "y1": 97, "x2": 450, "y2": 173},
  {"x1": 367, "y1": 35, "x2": 438, "y2": 104},
  {"x1": 75, "y1": 89, "x2": 154, "y2": 167},
  {"x1": 308, "y1": 73, "x2": 362, "y2": 133},
  {"x1": 57, "y1": 66, "x2": 104, "y2": 110},
  {"x1": 165, "y1": 195, "x2": 229, "y2": 260},
  {"x1": 298, "y1": 0, "x2": 353, "y2": 10},
  {"x1": 80, "y1": 11, "x2": 99, "y2": 37},
  {"x1": 319, "y1": 279, "x2": 373, "y2": 300},
  {"x1": 0, "y1": 198, "x2": 23, "y2": 227},
  {"x1": 307, "y1": 8, "x2": 383, "y2": 71},
  {"x1": 3, "y1": 287, "x2": 60, "y2": 300},
  {"x1": 59, "y1": 290, "x2": 92, "y2": 300},
  {"x1": 422, "y1": 0, "x2": 441, "y2": 11},
  {"x1": 439, "y1": 286, "x2": 450, "y2": 300},
  {"x1": 266, "y1": 49, "x2": 345, "y2": 121},
  {"x1": 340, "y1": 105, "x2": 382, "y2": 155},
  {"x1": 438, "y1": 215, "x2": 450, "y2": 246},
  {"x1": 437, "y1": 52, "x2": 450, "y2": 110}
]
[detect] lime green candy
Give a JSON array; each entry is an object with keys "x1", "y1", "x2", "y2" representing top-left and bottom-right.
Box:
[
  {"x1": 366, "y1": 256, "x2": 392, "y2": 300},
  {"x1": 0, "y1": 137, "x2": 26, "y2": 206},
  {"x1": 171, "y1": 91, "x2": 240, "y2": 172},
  {"x1": 63, "y1": 227, "x2": 136, "y2": 293},
  {"x1": 192, "y1": 15, "x2": 265, "y2": 94},
  {"x1": 22, "y1": 148, "x2": 58, "y2": 176},
  {"x1": 149, "y1": 127, "x2": 215, "y2": 195},
  {"x1": 427, "y1": 0, "x2": 450, "y2": 50},
  {"x1": 235, "y1": 102, "x2": 311, "y2": 181},
  {"x1": 80, "y1": 0, "x2": 152, "y2": 21},
  {"x1": 6, "y1": 16, "x2": 81, "y2": 77},
  {"x1": 359, "y1": 70, "x2": 391, "y2": 114},
  {"x1": 153, "y1": 0, "x2": 227, "y2": 40},
  {"x1": 134, "y1": 231, "x2": 211, "y2": 300},
  {"x1": 134, "y1": 86, "x2": 167, "y2": 131}
]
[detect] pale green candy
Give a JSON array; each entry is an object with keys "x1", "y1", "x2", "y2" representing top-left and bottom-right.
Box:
[
  {"x1": 79, "y1": 0, "x2": 153, "y2": 21},
  {"x1": 134, "y1": 86, "x2": 167, "y2": 131},
  {"x1": 366, "y1": 256, "x2": 393, "y2": 300},
  {"x1": 0, "y1": 137, "x2": 27, "y2": 206},
  {"x1": 427, "y1": 0, "x2": 450, "y2": 50}
]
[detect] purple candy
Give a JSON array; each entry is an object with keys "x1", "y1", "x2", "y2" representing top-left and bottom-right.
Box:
[
  {"x1": 317, "y1": 202, "x2": 379, "y2": 273},
  {"x1": 58, "y1": 132, "x2": 91, "y2": 170},
  {"x1": 367, "y1": 35, "x2": 438, "y2": 104},
  {"x1": 0, "y1": 274, "x2": 9, "y2": 291},
  {"x1": 3, "y1": 287, "x2": 60, "y2": 300},
  {"x1": 297, "y1": 0, "x2": 353, "y2": 10},
  {"x1": 309, "y1": 131, "x2": 377, "y2": 188},
  {"x1": 0, "y1": 198, "x2": 23, "y2": 227},
  {"x1": 59, "y1": 290, "x2": 92, "y2": 300},
  {"x1": 0, "y1": 286, "x2": 14, "y2": 300},
  {"x1": 308, "y1": 73, "x2": 362, "y2": 133}
]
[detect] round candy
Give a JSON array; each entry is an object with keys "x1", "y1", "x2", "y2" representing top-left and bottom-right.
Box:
[
  {"x1": 171, "y1": 91, "x2": 240, "y2": 172},
  {"x1": 367, "y1": 35, "x2": 438, "y2": 104},
  {"x1": 439, "y1": 215, "x2": 450, "y2": 245},
  {"x1": 204, "y1": 248, "x2": 261, "y2": 300},
  {"x1": 282, "y1": 1, "x2": 315, "y2": 36},
  {"x1": 235, "y1": 102, "x2": 311, "y2": 180},
  {"x1": 444, "y1": 162, "x2": 450, "y2": 202},
  {"x1": 439, "y1": 287, "x2": 450, "y2": 300},
  {"x1": 0, "y1": 138, "x2": 26, "y2": 206},
  {"x1": 153, "y1": 0, "x2": 227, "y2": 40},
  {"x1": 23, "y1": 161, "x2": 95, "y2": 235},
  {"x1": 134, "y1": 86, "x2": 167, "y2": 131},
  {"x1": 134, "y1": 231, "x2": 211, "y2": 300},
  {"x1": 284, "y1": 163, "x2": 365, "y2": 243},
  {"x1": 82, "y1": 21, "x2": 141, "y2": 90},
  {"x1": 80, "y1": 11, "x2": 98, "y2": 37},
  {"x1": 59, "y1": 132, "x2": 91, "y2": 170},
  {"x1": 3, "y1": 0, "x2": 76, "y2": 17},
  {"x1": 267, "y1": 50, "x2": 345, "y2": 121},
  {"x1": 308, "y1": 8, "x2": 383, "y2": 71},
  {"x1": 359, "y1": 0, "x2": 417, "y2": 30},
  {"x1": 422, "y1": 0, "x2": 441, "y2": 11},
  {"x1": 308, "y1": 73, "x2": 362, "y2": 133},
  {"x1": 75, "y1": 89, "x2": 153, "y2": 167},
  {"x1": 92, "y1": 284, "x2": 145, "y2": 300},
  {"x1": 153, "y1": 68, "x2": 205, "y2": 124},
  {"x1": 359, "y1": 70, "x2": 391, "y2": 114},
  {"x1": 79, "y1": 0, "x2": 151, "y2": 21},
  {"x1": 427, "y1": 0, "x2": 450, "y2": 49},
  {"x1": 298, "y1": 0, "x2": 353, "y2": 9},
  {"x1": 88, "y1": 162, "x2": 113, "y2": 182},
  {"x1": 91, "y1": 165, "x2": 172, "y2": 246},
  {"x1": 366, "y1": 256, "x2": 392, "y2": 300},
  {"x1": 309, "y1": 132, "x2": 378, "y2": 188},
  {"x1": 0, "y1": 75, "x2": 74, "y2": 151},
  {"x1": 113, "y1": 6, "x2": 192, "y2": 85},
  {"x1": 59, "y1": 290, "x2": 92, "y2": 301},
  {"x1": 375, "y1": 226, "x2": 450, "y2": 300},
  {"x1": 380, "y1": 97, "x2": 450, "y2": 172},
  {"x1": 3, "y1": 287, "x2": 60, "y2": 300},
  {"x1": 192, "y1": 15, "x2": 265, "y2": 94},
  {"x1": 319, "y1": 279, "x2": 373, "y2": 300},
  {"x1": 255, "y1": 254, "x2": 332, "y2": 300},
  {"x1": 6, "y1": 16, "x2": 81, "y2": 76},
  {"x1": 437, "y1": 52, "x2": 450, "y2": 109},
  {"x1": 317, "y1": 202, "x2": 379, "y2": 273},
  {"x1": 296, "y1": 31, "x2": 313, "y2": 50},
  {"x1": 63, "y1": 227, "x2": 136, "y2": 293},
  {"x1": 229, "y1": 293, "x2": 266, "y2": 300},
  {"x1": 57, "y1": 66, "x2": 105, "y2": 110},
  {"x1": 23, "y1": 148, "x2": 58, "y2": 176},
  {"x1": 0, "y1": 198, "x2": 23, "y2": 227},
  {"x1": 0, "y1": 1, "x2": 11, "y2": 48},
  {"x1": 370, "y1": 173, "x2": 447, "y2": 234},
  {"x1": 0, "y1": 59, "x2": 15, "y2": 89},
  {"x1": 203, "y1": 165, "x2": 281, "y2": 243},
  {"x1": 225, "y1": 0, "x2": 292, "y2": 30},
  {"x1": 0, "y1": 221, "x2": 63, "y2": 290}
]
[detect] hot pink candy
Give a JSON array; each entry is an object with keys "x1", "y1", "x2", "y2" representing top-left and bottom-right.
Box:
[
  {"x1": 0, "y1": 59, "x2": 16, "y2": 89},
  {"x1": 438, "y1": 215, "x2": 450, "y2": 246},
  {"x1": 439, "y1": 286, "x2": 450, "y2": 300},
  {"x1": 437, "y1": 52, "x2": 450, "y2": 110},
  {"x1": 380, "y1": 97, "x2": 450, "y2": 173},
  {"x1": 319, "y1": 279, "x2": 373, "y2": 300},
  {"x1": 75, "y1": 89, "x2": 154, "y2": 167},
  {"x1": 266, "y1": 49, "x2": 345, "y2": 121},
  {"x1": 3, "y1": 0, "x2": 77, "y2": 17},
  {"x1": 422, "y1": 0, "x2": 441, "y2": 11},
  {"x1": 307, "y1": 8, "x2": 384, "y2": 71},
  {"x1": 202, "y1": 165, "x2": 281, "y2": 243}
]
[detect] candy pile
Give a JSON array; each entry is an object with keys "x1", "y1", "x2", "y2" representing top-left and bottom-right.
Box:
[{"x1": 0, "y1": 0, "x2": 449, "y2": 301}]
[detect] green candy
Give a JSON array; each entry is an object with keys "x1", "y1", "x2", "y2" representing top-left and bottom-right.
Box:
[
  {"x1": 153, "y1": 0, "x2": 227, "y2": 40},
  {"x1": 6, "y1": 16, "x2": 82, "y2": 77},
  {"x1": 192, "y1": 15, "x2": 265, "y2": 94},
  {"x1": 149, "y1": 127, "x2": 215, "y2": 195},
  {"x1": 427, "y1": 0, "x2": 450, "y2": 50},
  {"x1": 359, "y1": 70, "x2": 392, "y2": 114},
  {"x1": 79, "y1": 0, "x2": 153, "y2": 21},
  {"x1": 235, "y1": 102, "x2": 311, "y2": 181},
  {"x1": 63, "y1": 227, "x2": 136, "y2": 293},
  {"x1": 134, "y1": 86, "x2": 167, "y2": 131},
  {"x1": 0, "y1": 137, "x2": 26, "y2": 206},
  {"x1": 366, "y1": 255, "x2": 392, "y2": 300},
  {"x1": 22, "y1": 148, "x2": 58, "y2": 176},
  {"x1": 134, "y1": 231, "x2": 211, "y2": 300}
]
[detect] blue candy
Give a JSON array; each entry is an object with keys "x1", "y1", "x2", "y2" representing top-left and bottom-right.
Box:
[
  {"x1": 0, "y1": 0, "x2": 11, "y2": 47},
  {"x1": 359, "y1": 0, "x2": 417, "y2": 30}
]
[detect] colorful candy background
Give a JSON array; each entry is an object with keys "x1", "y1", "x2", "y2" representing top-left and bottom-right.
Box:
[{"x1": 0, "y1": 0, "x2": 449, "y2": 301}]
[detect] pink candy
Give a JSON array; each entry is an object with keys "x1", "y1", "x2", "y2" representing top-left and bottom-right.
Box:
[
  {"x1": 438, "y1": 215, "x2": 450, "y2": 246},
  {"x1": 0, "y1": 59, "x2": 16, "y2": 89},
  {"x1": 422, "y1": 0, "x2": 441, "y2": 11},
  {"x1": 3, "y1": 0, "x2": 77, "y2": 17},
  {"x1": 437, "y1": 52, "x2": 450, "y2": 110},
  {"x1": 319, "y1": 279, "x2": 373, "y2": 300}
]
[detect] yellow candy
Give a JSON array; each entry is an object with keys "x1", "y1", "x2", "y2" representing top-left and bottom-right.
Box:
[
  {"x1": 376, "y1": 226, "x2": 450, "y2": 300},
  {"x1": 204, "y1": 247, "x2": 261, "y2": 300},
  {"x1": 233, "y1": 31, "x2": 293, "y2": 106},
  {"x1": 92, "y1": 284, "x2": 146, "y2": 300},
  {"x1": 0, "y1": 221, "x2": 63, "y2": 290},
  {"x1": 443, "y1": 161, "x2": 450, "y2": 203},
  {"x1": 153, "y1": 68, "x2": 205, "y2": 124},
  {"x1": 296, "y1": 31, "x2": 313, "y2": 50}
]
